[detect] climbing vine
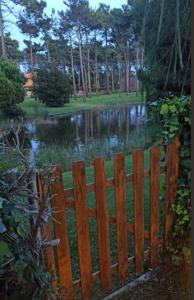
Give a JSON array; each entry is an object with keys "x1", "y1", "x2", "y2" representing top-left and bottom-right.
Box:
[{"x1": 150, "y1": 95, "x2": 191, "y2": 264}]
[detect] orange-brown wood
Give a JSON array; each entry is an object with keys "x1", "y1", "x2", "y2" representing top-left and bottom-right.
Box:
[
  {"x1": 94, "y1": 157, "x2": 112, "y2": 291},
  {"x1": 133, "y1": 150, "x2": 144, "y2": 276},
  {"x1": 36, "y1": 175, "x2": 58, "y2": 296},
  {"x1": 51, "y1": 167, "x2": 74, "y2": 300},
  {"x1": 164, "y1": 138, "x2": 180, "y2": 261},
  {"x1": 150, "y1": 147, "x2": 160, "y2": 267},
  {"x1": 73, "y1": 161, "x2": 92, "y2": 300},
  {"x1": 114, "y1": 153, "x2": 128, "y2": 282}
]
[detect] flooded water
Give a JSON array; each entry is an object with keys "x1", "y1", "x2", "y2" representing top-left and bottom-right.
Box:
[{"x1": 25, "y1": 103, "x2": 161, "y2": 169}]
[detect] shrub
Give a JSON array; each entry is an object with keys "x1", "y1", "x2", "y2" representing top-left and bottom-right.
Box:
[
  {"x1": 0, "y1": 125, "x2": 54, "y2": 299},
  {"x1": 150, "y1": 95, "x2": 191, "y2": 264},
  {"x1": 34, "y1": 68, "x2": 72, "y2": 107},
  {"x1": 0, "y1": 59, "x2": 25, "y2": 114}
]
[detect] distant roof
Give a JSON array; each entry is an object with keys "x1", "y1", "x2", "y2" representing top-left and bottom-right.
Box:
[
  {"x1": 24, "y1": 72, "x2": 33, "y2": 79},
  {"x1": 23, "y1": 78, "x2": 33, "y2": 89}
]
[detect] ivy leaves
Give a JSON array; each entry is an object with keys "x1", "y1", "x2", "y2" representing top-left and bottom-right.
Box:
[{"x1": 151, "y1": 95, "x2": 191, "y2": 265}]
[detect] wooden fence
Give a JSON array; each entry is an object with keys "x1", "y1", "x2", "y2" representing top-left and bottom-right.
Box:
[{"x1": 37, "y1": 137, "x2": 180, "y2": 300}]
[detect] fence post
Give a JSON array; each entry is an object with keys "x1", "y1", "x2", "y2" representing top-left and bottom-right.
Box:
[
  {"x1": 73, "y1": 161, "x2": 92, "y2": 300},
  {"x1": 94, "y1": 157, "x2": 112, "y2": 291},
  {"x1": 150, "y1": 146, "x2": 160, "y2": 267},
  {"x1": 133, "y1": 150, "x2": 144, "y2": 276},
  {"x1": 164, "y1": 137, "x2": 180, "y2": 261},
  {"x1": 114, "y1": 153, "x2": 128, "y2": 282},
  {"x1": 36, "y1": 174, "x2": 58, "y2": 296},
  {"x1": 51, "y1": 166, "x2": 74, "y2": 299}
]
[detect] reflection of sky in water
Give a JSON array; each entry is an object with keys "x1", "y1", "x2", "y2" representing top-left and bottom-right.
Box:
[{"x1": 25, "y1": 104, "x2": 159, "y2": 159}]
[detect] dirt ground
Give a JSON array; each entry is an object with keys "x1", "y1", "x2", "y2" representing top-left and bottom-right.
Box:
[{"x1": 115, "y1": 265, "x2": 191, "y2": 300}]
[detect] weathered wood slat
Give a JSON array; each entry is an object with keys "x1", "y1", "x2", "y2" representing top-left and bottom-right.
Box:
[
  {"x1": 133, "y1": 150, "x2": 144, "y2": 276},
  {"x1": 62, "y1": 199, "x2": 150, "y2": 238},
  {"x1": 164, "y1": 137, "x2": 180, "y2": 261},
  {"x1": 150, "y1": 147, "x2": 160, "y2": 267},
  {"x1": 36, "y1": 175, "x2": 58, "y2": 296},
  {"x1": 73, "y1": 250, "x2": 150, "y2": 289},
  {"x1": 94, "y1": 157, "x2": 112, "y2": 291},
  {"x1": 63, "y1": 167, "x2": 167, "y2": 199},
  {"x1": 114, "y1": 153, "x2": 129, "y2": 282},
  {"x1": 73, "y1": 161, "x2": 93, "y2": 300},
  {"x1": 51, "y1": 167, "x2": 74, "y2": 299}
]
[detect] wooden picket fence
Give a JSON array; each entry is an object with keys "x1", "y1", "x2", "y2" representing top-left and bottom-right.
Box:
[{"x1": 37, "y1": 137, "x2": 180, "y2": 300}]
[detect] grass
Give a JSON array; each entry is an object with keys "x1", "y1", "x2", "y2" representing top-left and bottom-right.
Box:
[
  {"x1": 18, "y1": 92, "x2": 144, "y2": 119},
  {"x1": 52, "y1": 148, "x2": 166, "y2": 299}
]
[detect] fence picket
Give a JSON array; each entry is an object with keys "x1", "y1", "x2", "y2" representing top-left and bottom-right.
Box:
[
  {"x1": 73, "y1": 161, "x2": 92, "y2": 300},
  {"x1": 150, "y1": 147, "x2": 160, "y2": 267},
  {"x1": 133, "y1": 150, "x2": 144, "y2": 276},
  {"x1": 51, "y1": 167, "x2": 74, "y2": 300},
  {"x1": 94, "y1": 157, "x2": 112, "y2": 291},
  {"x1": 164, "y1": 138, "x2": 180, "y2": 261},
  {"x1": 40, "y1": 139, "x2": 180, "y2": 299},
  {"x1": 114, "y1": 153, "x2": 128, "y2": 282}
]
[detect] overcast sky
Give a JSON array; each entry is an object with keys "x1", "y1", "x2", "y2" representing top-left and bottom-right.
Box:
[{"x1": 6, "y1": 0, "x2": 127, "y2": 49}]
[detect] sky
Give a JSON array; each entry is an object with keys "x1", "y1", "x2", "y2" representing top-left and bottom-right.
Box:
[{"x1": 6, "y1": 0, "x2": 127, "y2": 50}]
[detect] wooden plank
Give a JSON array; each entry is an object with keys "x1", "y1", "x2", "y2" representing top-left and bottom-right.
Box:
[
  {"x1": 94, "y1": 157, "x2": 112, "y2": 291},
  {"x1": 164, "y1": 138, "x2": 180, "y2": 261},
  {"x1": 73, "y1": 250, "x2": 151, "y2": 289},
  {"x1": 133, "y1": 150, "x2": 144, "y2": 276},
  {"x1": 114, "y1": 153, "x2": 128, "y2": 282},
  {"x1": 63, "y1": 167, "x2": 167, "y2": 199},
  {"x1": 73, "y1": 161, "x2": 92, "y2": 300},
  {"x1": 150, "y1": 147, "x2": 160, "y2": 267},
  {"x1": 51, "y1": 167, "x2": 74, "y2": 300},
  {"x1": 36, "y1": 175, "x2": 58, "y2": 295}
]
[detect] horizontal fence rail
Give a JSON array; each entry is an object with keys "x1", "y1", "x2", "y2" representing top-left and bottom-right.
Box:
[{"x1": 37, "y1": 138, "x2": 180, "y2": 300}]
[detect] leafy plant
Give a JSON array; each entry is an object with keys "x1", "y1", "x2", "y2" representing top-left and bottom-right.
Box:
[
  {"x1": 0, "y1": 58, "x2": 25, "y2": 115},
  {"x1": 150, "y1": 95, "x2": 191, "y2": 263},
  {"x1": 0, "y1": 124, "x2": 57, "y2": 299},
  {"x1": 34, "y1": 67, "x2": 73, "y2": 107}
]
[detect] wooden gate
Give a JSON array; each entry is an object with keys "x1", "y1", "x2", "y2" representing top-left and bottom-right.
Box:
[{"x1": 37, "y1": 138, "x2": 180, "y2": 300}]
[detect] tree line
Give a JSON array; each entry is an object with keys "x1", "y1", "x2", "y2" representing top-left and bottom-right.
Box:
[{"x1": 0, "y1": 0, "x2": 191, "y2": 101}]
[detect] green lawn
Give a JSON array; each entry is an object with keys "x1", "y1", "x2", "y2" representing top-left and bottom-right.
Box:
[{"x1": 18, "y1": 92, "x2": 144, "y2": 119}]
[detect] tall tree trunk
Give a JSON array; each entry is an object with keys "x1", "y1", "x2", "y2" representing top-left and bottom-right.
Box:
[
  {"x1": 70, "y1": 47, "x2": 77, "y2": 99},
  {"x1": 77, "y1": 21, "x2": 86, "y2": 101},
  {"x1": 157, "y1": 0, "x2": 165, "y2": 44},
  {"x1": 0, "y1": 2, "x2": 6, "y2": 58},
  {"x1": 105, "y1": 54, "x2": 110, "y2": 93},
  {"x1": 87, "y1": 48, "x2": 91, "y2": 97},
  {"x1": 95, "y1": 49, "x2": 99, "y2": 96},
  {"x1": 136, "y1": 47, "x2": 139, "y2": 96},
  {"x1": 46, "y1": 40, "x2": 51, "y2": 63},
  {"x1": 111, "y1": 67, "x2": 115, "y2": 93},
  {"x1": 29, "y1": 37, "x2": 33, "y2": 69},
  {"x1": 83, "y1": 56, "x2": 89, "y2": 97},
  {"x1": 124, "y1": 47, "x2": 130, "y2": 94},
  {"x1": 78, "y1": 69, "x2": 81, "y2": 92},
  {"x1": 118, "y1": 60, "x2": 122, "y2": 96},
  {"x1": 105, "y1": 32, "x2": 110, "y2": 94}
]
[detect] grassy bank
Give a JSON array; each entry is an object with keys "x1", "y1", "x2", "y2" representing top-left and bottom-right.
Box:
[{"x1": 18, "y1": 92, "x2": 144, "y2": 119}]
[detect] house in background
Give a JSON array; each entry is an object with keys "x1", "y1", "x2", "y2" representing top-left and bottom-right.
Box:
[{"x1": 23, "y1": 72, "x2": 34, "y2": 97}]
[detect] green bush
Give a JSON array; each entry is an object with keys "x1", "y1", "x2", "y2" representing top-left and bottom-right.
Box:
[
  {"x1": 150, "y1": 95, "x2": 191, "y2": 264},
  {"x1": 0, "y1": 59, "x2": 25, "y2": 114},
  {"x1": 34, "y1": 68, "x2": 72, "y2": 107}
]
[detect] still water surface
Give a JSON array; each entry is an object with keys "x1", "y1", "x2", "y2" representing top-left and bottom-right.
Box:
[{"x1": 26, "y1": 103, "x2": 160, "y2": 169}]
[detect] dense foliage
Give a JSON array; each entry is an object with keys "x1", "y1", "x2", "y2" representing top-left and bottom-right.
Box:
[
  {"x1": 131, "y1": 0, "x2": 191, "y2": 100},
  {"x1": 0, "y1": 125, "x2": 55, "y2": 299},
  {"x1": 150, "y1": 95, "x2": 191, "y2": 263},
  {"x1": 34, "y1": 67, "x2": 72, "y2": 107},
  {"x1": 1, "y1": 0, "x2": 190, "y2": 100},
  {"x1": 0, "y1": 59, "x2": 25, "y2": 115}
]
